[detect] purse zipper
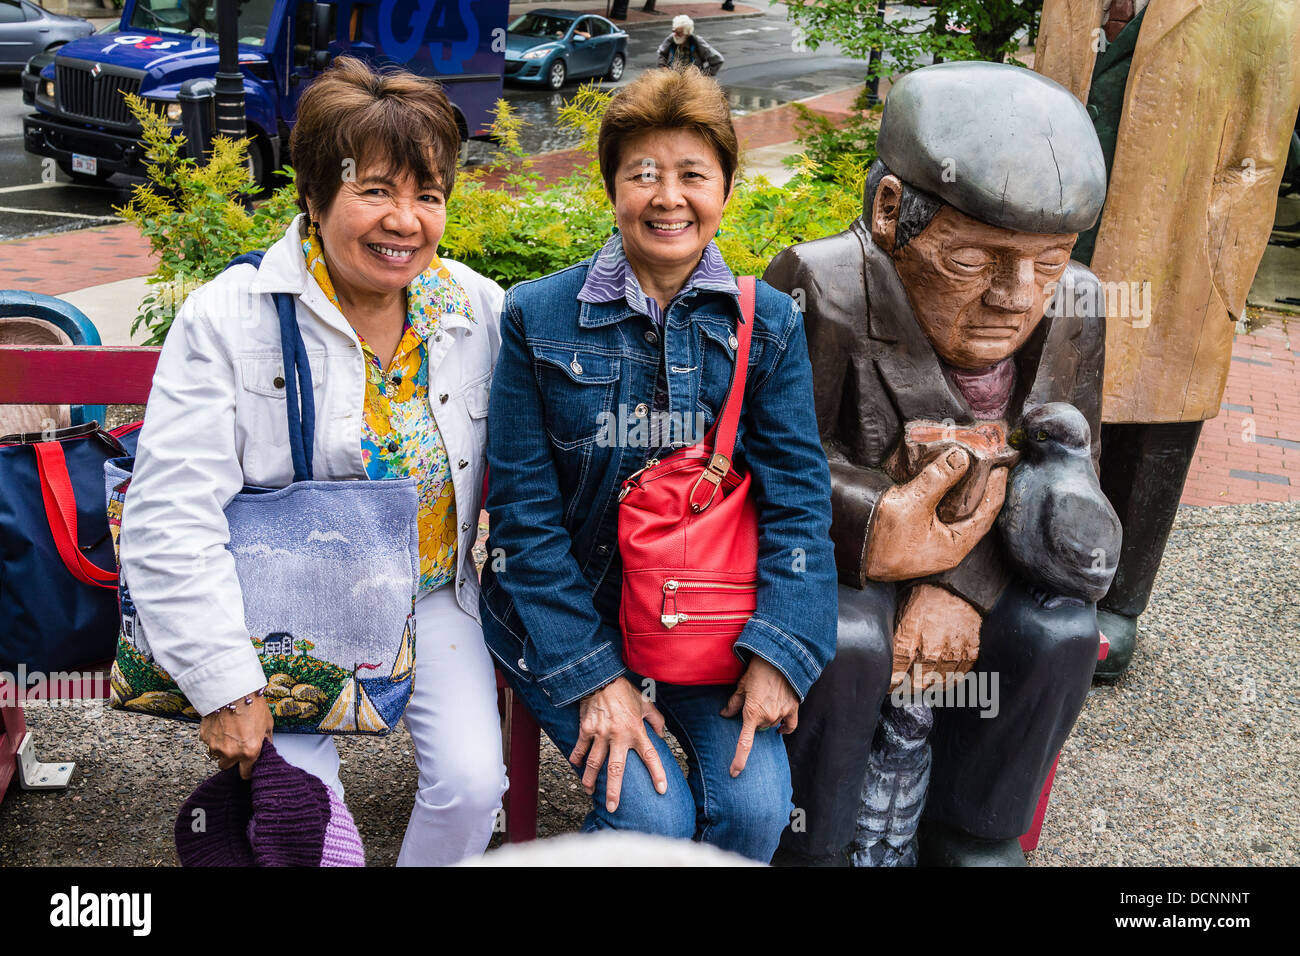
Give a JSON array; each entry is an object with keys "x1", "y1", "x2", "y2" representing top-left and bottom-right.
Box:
[{"x1": 659, "y1": 578, "x2": 757, "y2": 629}]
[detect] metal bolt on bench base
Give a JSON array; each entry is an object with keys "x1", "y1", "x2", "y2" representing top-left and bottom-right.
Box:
[{"x1": 16, "y1": 733, "x2": 73, "y2": 791}]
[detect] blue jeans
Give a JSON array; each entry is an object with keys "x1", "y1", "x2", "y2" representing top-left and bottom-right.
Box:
[{"x1": 506, "y1": 670, "x2": 795, "y2": 862}]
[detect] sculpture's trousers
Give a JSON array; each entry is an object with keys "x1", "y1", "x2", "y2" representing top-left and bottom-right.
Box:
[
  {"x1": 780, "y1": 579, "x2": 1099, "y2": 857},
  {"x1": 1097, "y1": 421, "x2": 1202, "y2": 618},
  {"x1": 923, "y1": 581, "x2": 1099, "y2": 839}
]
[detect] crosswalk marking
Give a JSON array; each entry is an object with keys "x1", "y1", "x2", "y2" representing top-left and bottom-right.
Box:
[
  {"x1": 0, "y1": 205, "x2": 120, "y2": 220},
  {"x1": 0, "y1": 182, "x2": 61, "y2": 195}
]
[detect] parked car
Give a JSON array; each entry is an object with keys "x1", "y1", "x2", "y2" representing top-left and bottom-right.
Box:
[
  {"x1": 0, "y1": 0, "x2": 92, "y2": 72},
  {"x1": 504, "y1": 9, "x2": 627, "y2": 90}
]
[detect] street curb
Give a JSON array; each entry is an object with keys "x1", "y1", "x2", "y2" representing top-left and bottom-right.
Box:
[{"x1": 643, "y1": 11, "x2": 768, "y2": 26}]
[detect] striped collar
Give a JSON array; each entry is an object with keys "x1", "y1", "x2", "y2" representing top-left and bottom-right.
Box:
[{"x1": 577, "y1": 232, "x2": 738, "y2": 320}]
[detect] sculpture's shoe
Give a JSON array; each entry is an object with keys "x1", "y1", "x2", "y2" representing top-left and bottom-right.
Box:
[
  {"x1": 917, "y1": 821, "x2": 1026, "y2": 867},
  {"x1": 1093, "y1": 609, "x2": 1139, "y2": 682},
  {"x1": 770, "y1": 845, "x2": 850, "y2": 868}
]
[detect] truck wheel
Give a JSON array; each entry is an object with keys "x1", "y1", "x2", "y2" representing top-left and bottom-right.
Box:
[
  {"x1": 246, "y1": 134, "x2": 270, "y2": 198},
  {"x1": 57, "y1": 161, "x2": 112, "y2": 186},
  {"x1": 547, "y1": 59, "x2": 567, "y2": 91},
  {"x1": 606, "y1": 53, "x2": 625, "y2": 82}
]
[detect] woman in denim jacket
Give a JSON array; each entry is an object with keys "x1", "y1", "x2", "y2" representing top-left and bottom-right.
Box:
[{"x1": 480, "y1": 68, "x2": 837, "y2": 862}]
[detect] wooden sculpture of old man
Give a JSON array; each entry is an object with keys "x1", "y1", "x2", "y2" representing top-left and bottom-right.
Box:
[{"x1": 765, "y1": 62, "x2": 1121, "y2": 867}]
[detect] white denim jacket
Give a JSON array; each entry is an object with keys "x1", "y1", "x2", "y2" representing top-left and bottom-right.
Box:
[{"x1": 119, "y1": 216, "x2": 504, "y2": 716}]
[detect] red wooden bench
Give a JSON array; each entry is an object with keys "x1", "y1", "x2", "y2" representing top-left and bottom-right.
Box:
[
  {"x1": 0, "y1": 339, "x2": 541, "y2": 843},
  {"x1": 0, "y1": 333, "x2": 1103, "y2": 859}
]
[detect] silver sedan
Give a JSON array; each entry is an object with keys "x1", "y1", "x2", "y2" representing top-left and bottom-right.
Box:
[{"x1": 0, "y1": 0, "x2": 93, "y2": 72}]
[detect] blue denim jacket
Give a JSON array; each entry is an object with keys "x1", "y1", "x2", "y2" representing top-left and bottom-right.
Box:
[{"x1": 480, "y1": 247, "x2": 837, "y2": 708}]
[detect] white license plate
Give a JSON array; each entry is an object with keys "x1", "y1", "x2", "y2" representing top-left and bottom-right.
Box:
[{"x1": 71, "y1": 154, "x2": 97, "y2": 175}]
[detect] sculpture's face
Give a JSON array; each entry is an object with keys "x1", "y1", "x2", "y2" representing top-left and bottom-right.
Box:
[{"x1": 874, "y1": 178, "x2": 1077, "y2": 369}]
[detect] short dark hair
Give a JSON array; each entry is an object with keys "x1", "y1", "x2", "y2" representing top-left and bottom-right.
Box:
[
  {"x1": 289, "y1": 56, "x2": 461, "y2": 222},
  {"x1": 863, "y1": 159, "x2": 944, "y2": 249},
  {"x1": 598, "y1": 66, "x2": 738, "y2": 198}
]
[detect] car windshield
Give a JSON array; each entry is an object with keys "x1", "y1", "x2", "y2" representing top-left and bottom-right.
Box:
[
  {"x1": 507, "y1": 14, "x2": 573, "y2": 39},
  {"x1": 128, "y1": 0, "x2": 275, "y2": 46}
]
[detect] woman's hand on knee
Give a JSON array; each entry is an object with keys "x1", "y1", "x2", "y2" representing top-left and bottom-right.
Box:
[
  {"x1": 199, "y1": 696, "x2": 274, "y2": 779},
  {"x1": 570, "y1": 677, "x2": 669, "y2": 813},
  {"x1": 722, "y1": 657, "x2": 799, "y2": 778}
]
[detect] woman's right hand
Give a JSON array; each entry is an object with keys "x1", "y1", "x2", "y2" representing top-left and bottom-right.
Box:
[
  {"x1": 199, "y1": 695, "x2": 274, "y2": 779},
  {"x1": 570, "y1": 677, "x2": 669, "y2": 813}
]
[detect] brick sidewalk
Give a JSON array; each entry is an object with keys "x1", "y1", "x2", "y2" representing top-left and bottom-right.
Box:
[
  {"x1": 0, "y1": 226, "x2": 155, "y2": 297},
  {"x1": 1181, "y1": 314, "x2": 1298, "y2": 505}
]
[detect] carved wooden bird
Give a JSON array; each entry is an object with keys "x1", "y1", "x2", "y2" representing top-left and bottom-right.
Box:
[{"x1": 997, "y1": 403, "x2": 1122, "y2": 603}]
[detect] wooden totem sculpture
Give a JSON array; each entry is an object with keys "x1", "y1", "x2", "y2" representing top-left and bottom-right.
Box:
[{"x1": 1035, "y1": 0, "x2": 1300, "y2": 678}]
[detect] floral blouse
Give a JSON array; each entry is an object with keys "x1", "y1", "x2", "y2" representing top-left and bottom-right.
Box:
[{"x1": 302, "y1": 232, "x2": 474, "y2": 592}]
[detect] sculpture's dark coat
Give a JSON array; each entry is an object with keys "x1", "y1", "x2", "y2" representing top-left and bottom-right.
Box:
[
  {"x1": 764, "y1": 220, "x2": 1106, "y2": 614},
  {"x1": 764, "y1": 221, "x2": 1110, "y2": 854}
]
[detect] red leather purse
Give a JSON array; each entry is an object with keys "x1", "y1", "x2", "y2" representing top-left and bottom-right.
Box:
[{"x1": 617, "y1": 276, "x2": 757, "y2": 685}]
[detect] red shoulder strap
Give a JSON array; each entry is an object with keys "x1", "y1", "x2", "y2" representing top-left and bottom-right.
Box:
[
  {"x1": 32, "y1": 442, "x2": 118, "y2": 589},
  {"x1": 688, "y1": 276, "x2": 755, "y2": 512}
]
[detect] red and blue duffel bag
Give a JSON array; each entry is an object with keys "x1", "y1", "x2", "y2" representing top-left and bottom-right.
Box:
[{"x1": 0, "y1": 420, "x2": 141, "y2": 674}]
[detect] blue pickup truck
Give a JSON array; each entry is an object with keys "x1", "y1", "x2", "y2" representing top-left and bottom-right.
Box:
[{"x1": 22, "y1": 0, "x2": 507, "y2": 187}]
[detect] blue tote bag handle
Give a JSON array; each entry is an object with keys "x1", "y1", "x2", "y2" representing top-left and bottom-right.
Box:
[{"x1": 227, "y1": 251, "x2": 315, "y2": 482}]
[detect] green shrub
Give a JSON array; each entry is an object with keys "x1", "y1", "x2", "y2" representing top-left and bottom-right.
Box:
[
  {"x1": 442, "y1": 84, "x2": 867, "y2": 285},
  {"x1": 785, "y1": 101, "x2": 880, "y2": 181},
  {"x1": 115, "y1": 93, "x2": 298, "y2": 345},
  {"x1": 123, "y1": 83, "x2": 865, "y2": 340}
]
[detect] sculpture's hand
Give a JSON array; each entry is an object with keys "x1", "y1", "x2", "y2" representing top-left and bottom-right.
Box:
[
  {"x1": 888, "y1": 584, "x2": 982, "y2": 693},
  {"x1": 865, "y1": 449, "x2": 1009, "y2": 580}
]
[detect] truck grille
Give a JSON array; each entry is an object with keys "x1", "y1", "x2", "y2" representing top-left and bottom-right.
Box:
[{"x1": 56, "y1": 63, "x2": 143, "y2": 127}]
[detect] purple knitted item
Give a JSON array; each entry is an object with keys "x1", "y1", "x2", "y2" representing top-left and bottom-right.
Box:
[
  {"x1": 174, "y1": 766, "x2": 255, "y2": 867},
  {"x1": 175, "y1": 741, "x2": 364, "y2": 867},
  {"x1": 322, "y1": 788, "x2": 367, "y2": 867}
]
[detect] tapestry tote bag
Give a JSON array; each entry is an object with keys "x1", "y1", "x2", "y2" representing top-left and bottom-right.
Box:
[{"x1": 104, "y1": 252, "x2": 420, "y2": 734}]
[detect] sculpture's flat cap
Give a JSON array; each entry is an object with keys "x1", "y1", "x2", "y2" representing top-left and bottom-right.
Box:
[{"x1": 878, "y1": 61, "x2": 1106, "y2": 234}]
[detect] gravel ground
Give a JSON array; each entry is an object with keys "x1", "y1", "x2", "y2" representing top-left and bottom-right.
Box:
[{"x1": 2, "y1": 474, "x2": 1294, "y2": 864}]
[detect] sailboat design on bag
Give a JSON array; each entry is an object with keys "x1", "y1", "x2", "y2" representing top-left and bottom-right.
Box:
[{"x1": 317, "y1": 620, "x2": 415, "y2": 732}]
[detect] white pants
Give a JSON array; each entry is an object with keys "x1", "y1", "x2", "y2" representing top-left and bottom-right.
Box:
[{"x1": 274, "y1": 584, "x2": 507, "y2": 866}]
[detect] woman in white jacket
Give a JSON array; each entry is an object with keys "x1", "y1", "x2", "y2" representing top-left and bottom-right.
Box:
[{"x1": 119, "y1": 57, "x2": 506, "y2": 866}]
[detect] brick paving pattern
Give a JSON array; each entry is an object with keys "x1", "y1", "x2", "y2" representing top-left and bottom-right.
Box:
[
  {"x1": 1180, "y1": 314, "x2": 1298, "y2": 505},
  {"x1": 0, "y1": 224, "x2": 156, "y2": 296}
]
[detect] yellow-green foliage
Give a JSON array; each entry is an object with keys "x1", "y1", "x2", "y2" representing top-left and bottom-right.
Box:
[
  {"x1": 116, "y1": 92, "x2": 298, "y2": 345},
  {"x1": 123, "y1": 83, "x2": 867, "y2": 330},
  {"x1": 443, "y1": 83, "x2": 866, "y2": 287}
]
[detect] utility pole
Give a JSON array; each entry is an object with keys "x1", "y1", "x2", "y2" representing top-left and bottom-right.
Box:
[
  {"x1": 214, "y1": 0, "x2": 246, "y2": 143},
  {"x1": 865, "y1": 0, "x2": 888, "y2": 105}
]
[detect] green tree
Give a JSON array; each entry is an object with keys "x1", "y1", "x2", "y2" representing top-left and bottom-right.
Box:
[{"x1": 785, "y1": 0, "x2": 1043, "y2": 82}]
